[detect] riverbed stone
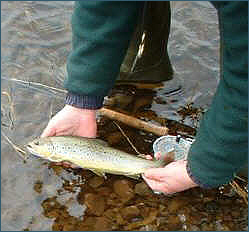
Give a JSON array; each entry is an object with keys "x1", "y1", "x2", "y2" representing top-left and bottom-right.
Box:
[
  {"x1": 113, "y1": 179, "x2": 135, "y2": 202},
  {"x1": 167, "y1": 198, "x2": 187, "y2": 213},
  {"x1": 120, "y1": 205, "x2": 140, "y2": 220},
  {"x1": 134, "y1": 182, "x2": 153, "y2": 196},
  {"x1": 84, "y1": 193, "x2": 105, "y2": 216},
  {"x1": 93, "y1": 217, "x2": 112, "y2": 231},
  {"x1": 88, "y1": 176, "x2": 104, "y2": 188}
]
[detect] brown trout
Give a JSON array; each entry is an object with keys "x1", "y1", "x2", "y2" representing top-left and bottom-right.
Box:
[{"x1": 26, "y1": 136, "x2": 173, "y2": 179}]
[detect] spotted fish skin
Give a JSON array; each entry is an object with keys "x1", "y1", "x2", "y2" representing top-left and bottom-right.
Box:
[{"x1": 27, "y1": 136, "x2": 169, "y2": 179}]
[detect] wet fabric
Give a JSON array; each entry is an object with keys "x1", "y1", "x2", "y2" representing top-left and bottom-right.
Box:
[
  {"x1": 187, "y1": 1, "x2": 248, "y2": 188},
  {"x1": 65, "y1": 1, "x2": 143, "y2": 109}
]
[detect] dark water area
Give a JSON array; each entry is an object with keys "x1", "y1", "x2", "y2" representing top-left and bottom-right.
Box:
[{"x1": 1, "y1": 1, "x2": 247, "y2": 231}]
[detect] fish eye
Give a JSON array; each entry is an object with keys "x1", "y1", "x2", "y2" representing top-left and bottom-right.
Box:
[{"x1": 34, "y1": 141, "x2": 39, "y2": 145}]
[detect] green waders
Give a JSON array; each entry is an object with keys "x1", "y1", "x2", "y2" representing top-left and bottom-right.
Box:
[{"x1": 117, "y1": 1, "x2": 174, "y2": 84}]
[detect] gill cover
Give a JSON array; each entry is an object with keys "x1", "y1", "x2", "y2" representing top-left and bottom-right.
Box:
[{"x1": 27, "y1": 137, "x2": 54, "y2": 159}]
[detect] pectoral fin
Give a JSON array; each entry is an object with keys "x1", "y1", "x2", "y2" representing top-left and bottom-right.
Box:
[
  {"x1": 126, "y1": 174, "x2": 141, "y2": 180},
  {"x1": 136, "y1": 154, "x2": 148, "y2": 159},
  {"x1": 49, "y1": 156, "x2": 64, "y2": 162},
  {"x1": 94, "y1": 139, "x2": 109, "y2": 147},
  {"x1": 89, "y1": 169, "x2": 107, "y2": 179}
]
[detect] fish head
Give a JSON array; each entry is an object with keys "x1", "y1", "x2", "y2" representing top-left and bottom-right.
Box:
[{"x1": 26, "y1": 137, "x2": 55, "y2": 160}]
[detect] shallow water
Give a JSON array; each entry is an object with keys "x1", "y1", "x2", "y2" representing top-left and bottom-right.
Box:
[{"x1": 1, "y1": 1, "x2": 247, "y2": 231}]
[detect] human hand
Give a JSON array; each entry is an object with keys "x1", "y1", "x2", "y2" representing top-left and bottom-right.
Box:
[
  {"x1": 41, "y1": 105, "x2": 97, "y2": 168},
  {"x1": 142, "y1": 159, "x2": 198, "y2": 195},
  {"x1": 41, "y1": 104, "x2": 97, "y2": 138}
]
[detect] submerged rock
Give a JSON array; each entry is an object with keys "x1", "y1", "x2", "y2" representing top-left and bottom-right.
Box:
[
  {"x1": 113, "y1": 179, "x2": 135, "y2": 202},
  {"x1": 103, "y1": 208, "x2": 126, "y2": 226},
  {"x1": 88, "y1": 176, "x2": 104, "y2": 188},
  {"x1": 139, "y1": 224, "x2": 158, "y2": 231},
  {"x1": 93, "y1": 217, "x2": 112, "y2": 231},
  {"x1": 120, "y1": 205, "x2": 140, "y2": 220},
  {"x1": 134, "y1": 182, "x2": 153, "y2": 196},
  {"x1": 124, "y1": 208, "x2": 158, "y2": 230},
  {"x1": 96, "y1": 186, "x2": 112, "y2": 196},
  {"x1": 77, "y1": 217, "x2": 95, "y2": 231},
  {"x1": 84, "y1": 193, "x2": 105, "y2": 216},
  {"x1": 167, "y1": 197, "x2": 187, "y2": 213}
]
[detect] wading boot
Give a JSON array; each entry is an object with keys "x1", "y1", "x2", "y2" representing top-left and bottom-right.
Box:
[{"x1": 116, "y1": 1, "x2": 174, "y2": 87}]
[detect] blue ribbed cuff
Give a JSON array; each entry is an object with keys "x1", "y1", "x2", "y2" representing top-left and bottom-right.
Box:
[
  {"x1": 65, "y1": 92, "x2": 104, "y2": 110},
  {"x1": 186, "y1": 162, "x2": 213, "y2": 189}
]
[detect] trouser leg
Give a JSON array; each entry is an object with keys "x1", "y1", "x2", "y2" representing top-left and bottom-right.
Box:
[{"x1": 117, "y1": 1, "x2": 174, "y2": 84}]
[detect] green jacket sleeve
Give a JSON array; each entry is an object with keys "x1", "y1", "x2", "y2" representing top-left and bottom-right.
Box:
[
  {"x1": 187, "y1": 1, "x2": 248, "y2": 188},
  {"x1": 64, "y1": 1, "x2": 143, "y2": 109}
]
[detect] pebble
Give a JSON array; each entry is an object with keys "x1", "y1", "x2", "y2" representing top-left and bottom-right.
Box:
[
  {"x1": 231, "y1": 210, "x2": 240, "y2": 218},
  {"x1": 84, "y1": 193, "x2": 105, "y2": 216},
  {"x1": 93, "y1": 217, "x2": 112, "y2": 231},
  {"x1": 77, "y1": 217, "x2": 95, "y2": 230},
  {"x1": 88, "y1": 176, "x2": 104, "y2": 188},
  {"x1": 204, "y1": 200, "x2": 220, "y2": 213},
  {"x1": 120, "y1": 205, "x2": 140, "y2": 220},
  {"x1": 188, "y1": 225, "x2": 200, "y2": 231},
  {"x1": 96, "y1": 186, "x2": 112, "y2": 196},
  {"x1": 62, "y1": 223, "x2": 75, "y2": 231},
  {"x1": 201, "y1": 222, "x2": 214, "y2": 231},
  {"x1": 139, "y1": 224, "x2": 158, "y2": 231},
  {"x1": 167, "y1": 214, "x2": 181, "y2": 225},
  {"x1": 134, "y1": 182, "x2": 153, "y2": 196},
  {"x1": 113, "y1": 179, "x2": 135, "y2": 202},
  {"x1": 167, "y1": 198, "x2": 186, "y2": 213}
]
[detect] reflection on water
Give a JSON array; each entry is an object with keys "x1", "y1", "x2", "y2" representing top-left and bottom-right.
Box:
[{"x1": 1, "y1": 1, "x2": 247, "y2": 231}]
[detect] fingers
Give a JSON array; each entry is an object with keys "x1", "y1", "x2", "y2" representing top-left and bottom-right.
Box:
[
  {"x1": 154, "y1": 152, "x2": 161, "y2": 160},
  {"x1": 142, "y1": 160, "x2": 198, "y2": 195},
  {"x1": 142, "y1": 174, "x2": 175, "y2": 195},
  {"x1": 145, "y1": 155, "x2": 153, "y2": 160},
  {"x1": 143, "y1": 168, "x2": 166, "y2": 181},
  {"x1": 144, "y1": 178, "x2": 164, "y2": 192}
]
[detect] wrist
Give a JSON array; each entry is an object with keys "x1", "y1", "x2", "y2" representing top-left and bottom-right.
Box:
[
  {"x1": 65, "y1": 92, "x2": 104, "y2": 110},
  {"x1": 65, "y1": 104, "x2": 97, "y2": 115},
  {"x1": 186, "y1": 161, "x2": 212, "y2": 189},
  {"x1": 180, "y1": 160, "x2": 199, "y2": 188}
]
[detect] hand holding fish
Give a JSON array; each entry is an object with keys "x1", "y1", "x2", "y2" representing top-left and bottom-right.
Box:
[
  {"x1": 143, "y1": 159, "x2": 198, "y2": 195},
  {"x1": 41, "y1": 105, "x2": 97, "y2": 138}
]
